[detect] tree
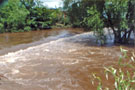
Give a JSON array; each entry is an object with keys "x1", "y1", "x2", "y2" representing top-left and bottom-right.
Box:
[
  {"x1": 104, "y1": 0, "x2": 134, "y2": 44},
  {"x1": 0, "y1": 0, "x2": 29, "y2": 32},
  {"x1": 63, "y1": 0, "x2": 105, "y2": 27},
  {"x1": 63, "y1": 0, "x2": 134, "y2": 44},
  {"x1": 29, "y1": 7, "x2": 52, "y2": 29},
  {"x1": 83, "y1": 5, "x2": 106, "y2": 45},
  {"x1": 0, "y1": 0, "x2": 57, "y2": 32},
  {"x1": 63, "y1": 0, "x2": 84, "y2": 27}
]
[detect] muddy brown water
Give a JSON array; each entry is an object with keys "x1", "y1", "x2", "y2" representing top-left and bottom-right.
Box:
[{"x1": 0, "y1": 28, "x2": 134, "y2": 90}]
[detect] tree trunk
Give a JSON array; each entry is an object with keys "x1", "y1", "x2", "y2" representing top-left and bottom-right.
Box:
[{"x1": 114, "y1": 30, "x2": 130, "y2": 44}]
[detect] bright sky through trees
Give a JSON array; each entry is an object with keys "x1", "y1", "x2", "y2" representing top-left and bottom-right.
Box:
[{"x1": 41, "y1": 0, "x2": 63, "y2": 8}]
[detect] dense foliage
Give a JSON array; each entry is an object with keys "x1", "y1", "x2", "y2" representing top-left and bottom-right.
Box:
[
  {"x1": 104, "y1": 0, "x2": 135, "y2": 44},
  {"x1": 0, "y1": 0, "x2": 69, "y2": 33},
  {"x1": 83, "y1": 5, "x2": 105, "y2": 44},
  {"x1": 0, "y1": 0, "x2": 134, "y2": 44},
  {"x1": 63, "y1": 0, "x2": 135, "y2": 44},
  {"x1": 0, "y1": 0, "x2": 29, "y2": 32}
]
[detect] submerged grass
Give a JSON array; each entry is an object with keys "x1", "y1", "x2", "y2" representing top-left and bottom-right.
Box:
[{"x1": 92, "y1": 48, "x2": 135, "y2": 90}]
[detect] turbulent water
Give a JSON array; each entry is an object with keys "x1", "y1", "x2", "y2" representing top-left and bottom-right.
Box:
[{"x1": 0, "y1": 28, "x2": 134, "y2": 90}]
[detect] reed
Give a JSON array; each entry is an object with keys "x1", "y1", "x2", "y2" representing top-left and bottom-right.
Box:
[{"x1": 92, "y1": 48, "x2": 135, "y2": 90}]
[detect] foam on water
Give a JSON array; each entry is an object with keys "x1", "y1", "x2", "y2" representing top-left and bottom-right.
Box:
[{"x1": 0, "y1": 30, "x2": 131, "y2": 90}]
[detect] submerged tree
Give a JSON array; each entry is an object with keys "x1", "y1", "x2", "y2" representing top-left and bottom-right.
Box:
[
  {"x1": 104, "y1": 0, "x2": 135, "y2": 44},
  {"x1": 63, "y1": 0, "x2": 135, "y2": 44},
  {"x1": 83, "y1": 5, "x2": 105, "y2": 45}
]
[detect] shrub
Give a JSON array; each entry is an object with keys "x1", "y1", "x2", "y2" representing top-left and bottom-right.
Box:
[
  {"x1": 92, "y1": 48, "x2": 135, "y2": 90},
  {"x1": 83, "y1": 5, "x2": 106, "y2": 45},
  {"x1": 0, "y1": 23, "x2": 4, "y2": 33},
  {"x1": 24, "y1": 26, "x2": 31, "y2": 31}
]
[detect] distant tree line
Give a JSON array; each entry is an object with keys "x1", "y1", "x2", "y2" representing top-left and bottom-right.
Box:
[{"x1": 0, "y1": 0, "x2": 69, "y2": 33}]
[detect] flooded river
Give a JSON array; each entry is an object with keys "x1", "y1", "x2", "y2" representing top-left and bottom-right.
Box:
[{"x1": 0, "y1": 28, "x2": 134, "y2": 90}]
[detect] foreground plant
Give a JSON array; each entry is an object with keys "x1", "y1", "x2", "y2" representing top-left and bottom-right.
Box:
[{"x1": 92, "y1": 48, "x2": 135, "y2": 90}]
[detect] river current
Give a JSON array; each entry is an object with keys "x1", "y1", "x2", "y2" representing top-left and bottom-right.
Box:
[{"x1": 0, "y1": 28, "x2": 134, "y2": 90}]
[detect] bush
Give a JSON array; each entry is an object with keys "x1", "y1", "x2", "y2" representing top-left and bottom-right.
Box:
[
  {"x1": 0, "y1": 23, "x2": 4, "y2": 33},
  {"x1": 92, "y1": 48, "x2": 135, "y2": 90},
  {"x1": 24, "y1": 26, "x2": 31, "y2": 31},
  {"x1": 0, "y1": 0, "x2": 29, "y2": 32},
  {"x1": 83, "y1": 5, "x2": 106, "y2": 45},
  {"x1": 0, "y1": 0, "x2": 60, "y2": 33}
]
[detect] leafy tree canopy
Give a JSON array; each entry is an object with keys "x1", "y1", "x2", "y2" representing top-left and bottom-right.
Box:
[{"x1": 63, "y1": 0, "x2": 135, "y2": 44}]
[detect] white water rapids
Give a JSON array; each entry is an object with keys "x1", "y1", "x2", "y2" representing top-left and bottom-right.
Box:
[{"x1": 0, "y1": 29, "x2": 133, "y2": 90}]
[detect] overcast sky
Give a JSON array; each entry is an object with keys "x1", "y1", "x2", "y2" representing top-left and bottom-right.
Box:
[{"x1": 41, "y1": 0, "x2": 63, "y2": 8}]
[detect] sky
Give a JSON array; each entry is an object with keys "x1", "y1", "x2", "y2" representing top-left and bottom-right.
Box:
[{"x1": 41, "y1": 0, "x2": 63, "y2": 8}]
